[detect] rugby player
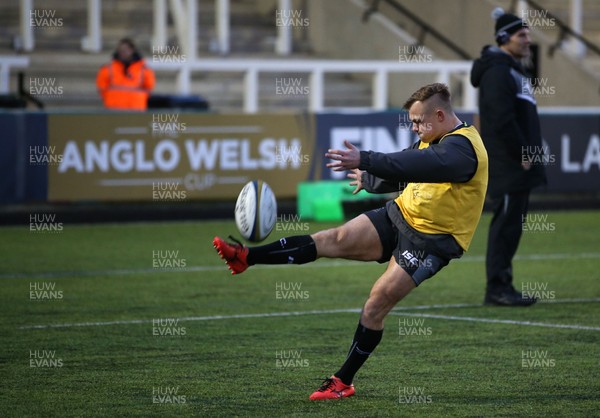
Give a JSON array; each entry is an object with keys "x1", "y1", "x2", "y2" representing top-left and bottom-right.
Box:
[{"x1": 214, "y1": 83, "x2": 488, "y2": 400}]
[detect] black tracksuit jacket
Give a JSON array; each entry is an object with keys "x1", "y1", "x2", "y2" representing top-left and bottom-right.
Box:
[{"x1": 471, "y1": 46, "x2": 546, "y2": 197}]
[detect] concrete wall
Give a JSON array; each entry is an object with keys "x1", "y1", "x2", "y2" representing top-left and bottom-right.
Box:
[
  {"x1": 256, "y1": 0, "x2": 600, "y2": 106},
  {"x1": 255, "y1": 0, "x2": 312, "y2": 50},
  {"x1": 306, "y1": 0, "x2": 446, "y2": 108},
  {"x1": 531, "y1": 33, "x2": 600, "y2": 106},
  {"x1": 370, "y1": 0, "x2": 600, "y2": 106}
]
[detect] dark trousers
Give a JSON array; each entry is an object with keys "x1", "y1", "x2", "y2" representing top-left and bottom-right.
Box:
[{"x1": 486, "y1": 191, "x2": 530, "y2": 290}]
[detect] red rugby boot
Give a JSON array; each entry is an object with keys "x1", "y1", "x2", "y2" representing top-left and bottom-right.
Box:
[
  {"x1": 309, "y1": 376, "x2": 355, "y2": 400},
  {"x1": 213, "y1": 236, "x2": 249, "y2": 275}
]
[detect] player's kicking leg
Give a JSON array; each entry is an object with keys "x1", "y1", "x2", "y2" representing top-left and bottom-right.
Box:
[
  {"x1": 309, "y1": 258, "x2": 416, "y2": 400},
  {"x1": 213, "y1": 213, "x2": 383, "y2": 275}
]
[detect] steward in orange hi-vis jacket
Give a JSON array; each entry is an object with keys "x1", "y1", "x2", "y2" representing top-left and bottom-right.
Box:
[{"x1": 96, "y1": 38, "x2": 155, "y2": 110}]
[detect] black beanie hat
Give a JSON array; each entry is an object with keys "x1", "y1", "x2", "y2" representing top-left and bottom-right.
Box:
[{"x1": 492, "y1": 8, "x2": 528, "y2": 41}]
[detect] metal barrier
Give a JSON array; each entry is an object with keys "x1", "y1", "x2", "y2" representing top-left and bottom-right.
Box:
[
  {"x1": 149, "y1": 58, "x2": 477, "y2": 113},
  {"x1": 0, "y1": 56, "x2": 30, "y2": 93},
  {"x1": 16, "y1": 0, "x2": 295, "y2": 57}
]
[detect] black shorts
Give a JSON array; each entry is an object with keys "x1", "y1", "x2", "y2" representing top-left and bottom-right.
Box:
[{"x1": 364, "y1": 206, "x2": 453, "y2": 286}]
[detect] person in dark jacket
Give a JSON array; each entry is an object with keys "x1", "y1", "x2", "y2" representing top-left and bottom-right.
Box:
[
  {"x1": 213, "y1": 83, "x2": 488, "y2": 400},
  {"x1": 471, "y1": 9, "x2": 547, "y2": 306}
]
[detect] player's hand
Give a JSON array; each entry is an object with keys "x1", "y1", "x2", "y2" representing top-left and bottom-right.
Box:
[
  {"x1": 522, "y1": 161, "x2": 531, "y2": 170},
  {"x1": 325, "y1": 140, "x2": 360, "y2": 171},
  {"x1": 347, "y1": 168, "x2": 364, "y2": 194}
]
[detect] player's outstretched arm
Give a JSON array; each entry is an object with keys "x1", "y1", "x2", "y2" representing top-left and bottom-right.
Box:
[
  {"x1": 329, "y1": 142, "x2": 402, "y2": 194},
  {"x1": 326, "y1": 140, "x2": 361, "y2": 171},
  {"x1": 351, "y1": 169, "x2": 403, "y2": 194},
  {"x1": 326, "y1": 137, "x2": 477, "y2": 184},
  {"x1": 360, "y1": 136, "x2": 477, "y2": 183},
  {"x1": 347, "y1": 169, "x2": 364, "y2": 194}
]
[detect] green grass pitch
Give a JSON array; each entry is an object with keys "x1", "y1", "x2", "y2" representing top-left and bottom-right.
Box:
[{"x1": 1, "y1": 210, "x2": 599, "y2": 417}]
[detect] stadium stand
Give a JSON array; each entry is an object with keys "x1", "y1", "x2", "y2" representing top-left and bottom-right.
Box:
[
  {"x1": 1, "y1": 0, "x2": 598, "y2": 112},
  {"x1": 0, "y1": 0, "x2": 598, "y2": 224}
]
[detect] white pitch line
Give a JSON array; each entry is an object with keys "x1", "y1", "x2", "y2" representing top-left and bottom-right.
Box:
[
  {"x1": 1, "y1": 261, "x2": 358, "y2": 280},
  {"x1": 2, "y1": 252, "x2": 600, "y2": 280},
  {"x1": 389, "y1": 312, "x2": 600, "y2": 331},
  {"x1": 18, "y1": 298, "x2": 600, "y2": 330},
  {"x1": 19, "y1": 308, "x2": 362, "y2": 330}
]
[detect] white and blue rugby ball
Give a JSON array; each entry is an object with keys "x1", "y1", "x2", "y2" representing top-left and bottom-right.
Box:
[{"x1": 235, "y1": 180, "x2": 277, "y2": 242}]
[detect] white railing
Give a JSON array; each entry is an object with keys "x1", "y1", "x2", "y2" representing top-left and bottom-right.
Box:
[
  {"x1": 17, "y1": 0, "x2": 294, "y2": 57},
  {"x1": 0, "y1": 56, "x2": 30, "y2": 93},
  {"x1": 148, "y1": 59, "x2": 477, "y2": 113},
  {"x1": 14, "y1": 0, "x2": 590, "y2": 59}
]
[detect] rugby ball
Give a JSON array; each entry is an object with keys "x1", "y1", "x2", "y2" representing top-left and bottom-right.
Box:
[{"x1": 235, "y1": 180, "x2": 277, "y2": 242}]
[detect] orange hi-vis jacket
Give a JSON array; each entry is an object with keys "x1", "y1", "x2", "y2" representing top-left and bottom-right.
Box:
[{"x1": 96, "y1": 59, "x2": 155, "y2": 110}]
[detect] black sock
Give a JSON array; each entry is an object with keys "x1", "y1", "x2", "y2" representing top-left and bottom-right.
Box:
[
  {"x1": 347, "y1": 321, "x2": 365, "y2": 356},
  {"x1": 246, "y1": 235, "x2": 317, "y2": 265},
  {"x1": 335, "y1": 322, "x2": 383, "y2": 385}
]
